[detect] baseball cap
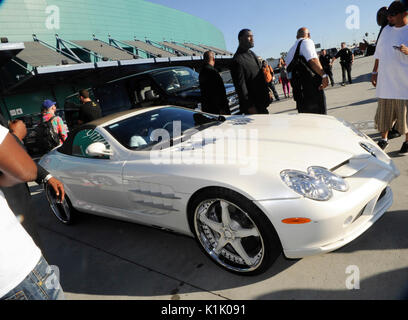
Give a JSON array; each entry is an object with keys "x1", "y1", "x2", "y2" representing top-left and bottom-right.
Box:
[
  {"x1": 388, "y1": 1, "x2": 407, "y2": 15},
  {"x1": 42, "y1": 99, "x2": 56, "y2": 109}
]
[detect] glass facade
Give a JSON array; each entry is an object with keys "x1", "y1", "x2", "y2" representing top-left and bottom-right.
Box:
[{"x1": 0, "y1": 0, "x2": 226, "y2": 49}]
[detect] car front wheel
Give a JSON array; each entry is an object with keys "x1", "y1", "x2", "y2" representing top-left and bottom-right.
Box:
[
  {"x1": 188, "y1": 188, "x2": 282, "y2": 275},
  {"x1": 45, "y1": 183, "x2": 75, "y2": 225}
]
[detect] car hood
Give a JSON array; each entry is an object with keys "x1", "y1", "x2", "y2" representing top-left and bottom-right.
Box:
[
  {"x1": 176, "y1": 113, "x2": 378, "y2": 172},
  {"x1": 152, "y1": 112, "x2": 398, "y2": 200}
]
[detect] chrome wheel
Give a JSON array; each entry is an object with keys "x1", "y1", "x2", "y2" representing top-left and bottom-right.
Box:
[
  {"x1": 194, "y1": 199, "x2": 265, "y2": 273},
  {"x1": 45, "y1": 184, "x2": 73, "y2": 224}
]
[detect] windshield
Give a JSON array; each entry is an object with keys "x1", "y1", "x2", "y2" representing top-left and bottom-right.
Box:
[
  {"x1": 152, "y1": 68, "x2": 200, "y2": 94},
  {"x1": 104, "y1": 107, "x2": 224, "y2": 150}
]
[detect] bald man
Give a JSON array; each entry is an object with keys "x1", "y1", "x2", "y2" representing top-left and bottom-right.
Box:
[
  {"x1": 286, "y1": 27, "x2": 329, "y2": 114},
  {"x1": 199, "y1": 51, "x2": 230, "y2": 115}
]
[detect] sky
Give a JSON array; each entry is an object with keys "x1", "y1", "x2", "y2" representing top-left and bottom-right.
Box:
[{"x1": 146, "y1": 0, "x2": 390, "y2": 59}]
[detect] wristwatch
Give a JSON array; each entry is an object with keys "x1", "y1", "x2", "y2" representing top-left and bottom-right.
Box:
[{"x1": 43, "y1": 174, "x2": 53, "y2": 183}]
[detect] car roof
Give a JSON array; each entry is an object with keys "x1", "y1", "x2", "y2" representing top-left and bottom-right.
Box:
[
  {"x1": 107, "y1": 66, "x2": 192, "y2": 84},
  {"x1": 88, "y1": 106, "x2": 166, "y2": 127}
]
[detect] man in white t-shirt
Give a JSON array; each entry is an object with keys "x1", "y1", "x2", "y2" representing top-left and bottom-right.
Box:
[
  {"x1": 0, "y1": 124, "x2": 64, "y2": 300},
  {"x1": 372, "y1": 1, "x2": 408, "y2": 154},
  {"x1": 286, "y1": 27, "x2": 329, "y2": 114}
]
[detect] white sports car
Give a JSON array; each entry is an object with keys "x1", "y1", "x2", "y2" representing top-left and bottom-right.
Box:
[{"x1": 39, "y1": 106, "x2": 400, "y2": 275}]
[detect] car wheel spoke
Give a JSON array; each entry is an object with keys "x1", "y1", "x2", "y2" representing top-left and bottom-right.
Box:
[
  {"x1": 231, "y1": 239, "x2": 255, "y2": 266},
  {"x1": 220, "y1": 201, "x2": 232, "y2": 227},
  {"x1": 213, "y1": 237, "x2": 228, "y2": 255},
  {"x1": 199, "y1": 212, "x2": 223, "y2": 234},
  {"x1": 235, "y1": 227, "x2": 259, "y2": 239}
]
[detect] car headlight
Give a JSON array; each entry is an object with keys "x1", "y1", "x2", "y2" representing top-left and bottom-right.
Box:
[
  {"x1": 280, "y1": 169, "x2": 333, "y2": 201},
  {"x1": 308, "y1": 166, "x2": 349, "y2": 192}
]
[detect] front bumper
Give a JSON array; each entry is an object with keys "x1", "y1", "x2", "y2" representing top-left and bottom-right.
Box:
[{"x1": 255, "y1": 156, "x2": 399, "y2": 259}]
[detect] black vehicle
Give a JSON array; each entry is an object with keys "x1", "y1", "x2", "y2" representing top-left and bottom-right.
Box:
[
  {"x1": 64, "y1": 66, "x2": 240, "y2": 130},
  {"x1": 352, "y1": 47, "x2": 363, "y2": 56},
  {"x1": 326, "y1": 48, "x2": 339, "y2": 58}
]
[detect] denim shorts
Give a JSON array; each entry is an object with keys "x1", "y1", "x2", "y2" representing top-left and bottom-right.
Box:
[{"x1": 2, "y1": 256, "x2": 65, "y2": 300}]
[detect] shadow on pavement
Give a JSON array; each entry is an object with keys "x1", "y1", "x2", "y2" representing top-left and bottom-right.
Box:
[
  {"x1": 256, "y1": 267, "x2": 408, "y2": 300},
  {"x1": 347, "y1": 98, "x2": 377, "y2": 107},
  {"x1": 352, "y1": 72, "x2": 371, "y2": 84}
]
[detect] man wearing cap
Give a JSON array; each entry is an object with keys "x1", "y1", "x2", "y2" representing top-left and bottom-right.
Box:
[
  {"x1": 372, "y1": 0, "x2": 408, "y2": 154},
  {"x1": 42, "y1": 100, "x2": 68, "y2": 144}
]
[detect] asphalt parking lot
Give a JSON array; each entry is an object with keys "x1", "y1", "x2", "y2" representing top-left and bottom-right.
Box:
[{"x1": 29, "y1": 55, "x2": 408, "y2": 300}]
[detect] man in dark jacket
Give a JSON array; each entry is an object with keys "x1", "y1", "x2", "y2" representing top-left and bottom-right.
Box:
[
  {"x1": 230, "y1": 29, "x2": 270, "y2": 114},
  {"x1": 199, "y1": 51, "x2": 231, "y2": 115}
]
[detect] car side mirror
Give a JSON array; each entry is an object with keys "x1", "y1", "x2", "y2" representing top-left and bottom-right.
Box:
[{"x1": 85, "y1": 142, "x2": 113, "y2": 158}]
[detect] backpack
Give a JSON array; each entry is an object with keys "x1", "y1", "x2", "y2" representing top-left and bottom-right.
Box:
[
  {"x1": 287, "y1": 40, "x2": 322, "y2": 103},
  {"x1": 35, "y1": 116, "x2": 60, "y2": 153}
]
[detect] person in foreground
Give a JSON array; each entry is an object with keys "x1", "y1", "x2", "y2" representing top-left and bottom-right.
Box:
[
  {"x1": 0, "y1": 124, "x2": 64, "y2": 300},
  {"x1": 372, "y1": 0, "x2": 408, "y2": 154}
]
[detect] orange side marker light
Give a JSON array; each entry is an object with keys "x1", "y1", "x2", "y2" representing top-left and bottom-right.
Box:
[{"x1": 282, "y1": 218, "x2": 312, "y2": 224}]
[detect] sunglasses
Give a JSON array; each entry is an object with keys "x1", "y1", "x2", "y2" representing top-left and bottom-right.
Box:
[{"x1": 388, "y1": 12, "x2": 400, "y2": 17}]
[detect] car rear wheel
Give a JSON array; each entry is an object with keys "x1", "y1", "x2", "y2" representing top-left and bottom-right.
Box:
[
  {"x1": 45, "y1": 183, "x2": 75, "y2": 225},
  {"x1": 188, "y1": 188, "x2": 282, "y2": 275}
]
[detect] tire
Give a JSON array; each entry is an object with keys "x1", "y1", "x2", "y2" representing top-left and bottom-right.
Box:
[
  {"x1": 45, "y1": 183, "x2": 76, "y2": 225},
  {"x1": 188, "y1": 187, "x2": 282, "y2": 276}
]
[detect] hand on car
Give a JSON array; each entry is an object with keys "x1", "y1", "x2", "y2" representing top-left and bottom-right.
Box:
[
  {"x1": 47, "y1": 177, "x2": 65, "y2": 202},
  {"x1": 9, "y1": 120, "x2": 27, "y2": 141}
]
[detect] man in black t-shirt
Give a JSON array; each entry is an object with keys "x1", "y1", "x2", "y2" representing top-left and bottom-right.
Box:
[
  {"x1": 331, "y1": 42, "x2": 354, "y2": 85},
  {"x1": 78, "y1": 89, "x2": 102, "y2": 125}
]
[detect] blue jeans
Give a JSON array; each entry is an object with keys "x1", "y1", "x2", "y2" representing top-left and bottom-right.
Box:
[{"x1": 2, "y1": 256, "x2": 64, "y2": 300}]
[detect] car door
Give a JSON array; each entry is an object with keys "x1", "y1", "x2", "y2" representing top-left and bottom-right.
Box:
[
  {"x1": 62, "y1": 128, "x2": 127, "y2": 216},
  {"x1": 121, "y1": 154, "x2": 184, "y2": 227}
]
